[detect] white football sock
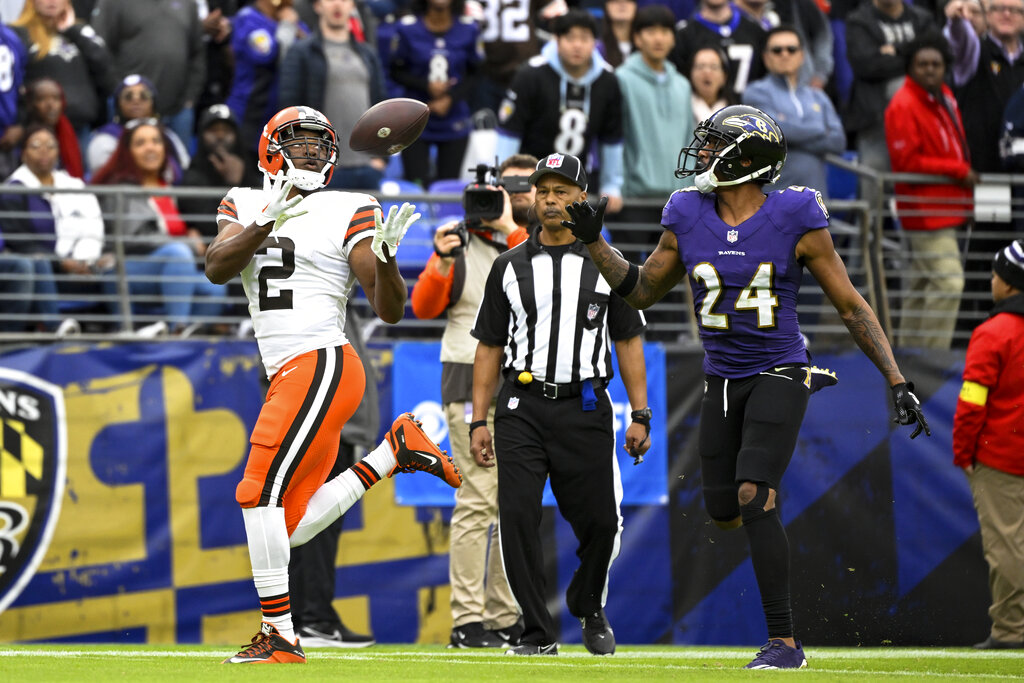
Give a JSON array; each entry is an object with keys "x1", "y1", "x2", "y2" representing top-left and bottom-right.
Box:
[
  {"x1": 242, "y1": 506, "x2": 295, "y2": 642},
  {"x1": 364, "y1": 440, "x2": 398, "y2": 477},
  {"x1": 289, "y1": 470, "x2": 365, "y2": 547}
]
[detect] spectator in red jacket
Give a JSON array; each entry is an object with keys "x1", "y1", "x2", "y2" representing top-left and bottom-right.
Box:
[
  {"x1": 953, "y1": 239, "x2": 1024, "y2": 651},
  {"x1": 885, "y1": 33, "x2": 977, "y2": 350}
]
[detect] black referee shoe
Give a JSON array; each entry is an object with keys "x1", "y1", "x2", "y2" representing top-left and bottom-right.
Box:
[
  {"x1": 505, "y1": 642, "x2": 558, "y2": 656},
  {"x1": 297, "y1": 622, "x2": 375, "y2": 648},
  {"x1": 580, "y1": 609, "x2": 615, "y2": 655}
]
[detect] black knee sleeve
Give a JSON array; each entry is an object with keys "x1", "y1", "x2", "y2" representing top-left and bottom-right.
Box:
[
  {"x1": 704, "y1": 485, "x2": 740, "y2": 523},
  {"x1": 739, "y1": 483, "x2": 774, "y2": 525}
]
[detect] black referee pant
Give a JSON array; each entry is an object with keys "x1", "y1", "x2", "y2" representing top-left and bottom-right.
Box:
[{"x1": 493, "y1": 380, "x2": 623, "y2": 647}]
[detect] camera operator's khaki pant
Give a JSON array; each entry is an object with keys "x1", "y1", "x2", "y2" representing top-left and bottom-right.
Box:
[{"x1": 446, "y1": 401, "x2": 519, "y2": 630}]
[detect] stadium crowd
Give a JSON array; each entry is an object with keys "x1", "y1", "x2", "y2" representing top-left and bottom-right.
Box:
[{"x1": 0, "y1": 0, "x2": 1019, "y2": 343}]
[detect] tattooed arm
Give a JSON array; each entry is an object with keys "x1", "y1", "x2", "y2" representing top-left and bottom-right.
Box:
[
  {"x1": 586, "y1": 230, "x2": 687, "y2": 309},
  {"x1": 798, "y1": 228, "x2": 905, "y2": 386}
]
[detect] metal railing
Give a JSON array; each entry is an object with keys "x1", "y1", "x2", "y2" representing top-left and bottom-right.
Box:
[
  {"x1": 827, "y1": 153, "x2": 1024, "y2": 349},
  {"x1": 0, "y1": 166, "x2": 1000, "y2": 349}
]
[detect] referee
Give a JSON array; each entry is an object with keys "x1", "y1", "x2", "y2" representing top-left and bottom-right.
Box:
[{"x1": 469, "y1": 153, "x2": 652, "y2": 656}]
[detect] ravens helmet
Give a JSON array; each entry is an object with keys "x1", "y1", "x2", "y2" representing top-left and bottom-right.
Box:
[
  {"x1": 675, "y1": 105, "x2": 786, "y2": 193},
  {"x1": 259, "y1": 106, "x2": 339, "y2": 191}
]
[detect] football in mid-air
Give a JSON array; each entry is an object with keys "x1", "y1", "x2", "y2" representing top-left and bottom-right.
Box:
[{"x1": 349, "y1": 98, "x2": 430, "y2": 156}]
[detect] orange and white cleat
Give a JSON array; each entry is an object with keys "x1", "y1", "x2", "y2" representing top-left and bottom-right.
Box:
[
  {"x1": 223, "y1": 622, "x2": 306, "y2": 664},
  {"x1": 385, "y1": 412, "x2": 462, "y2": 488}
]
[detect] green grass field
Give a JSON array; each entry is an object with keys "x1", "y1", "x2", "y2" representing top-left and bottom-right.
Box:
[{"x1": 2, "y1": 645, "x2": 1022, "y2": 681}]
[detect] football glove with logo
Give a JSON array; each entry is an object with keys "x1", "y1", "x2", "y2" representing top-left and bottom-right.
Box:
[
  {"x1": 255, "y1": 179, "x2": 306, "y2": 233},
  {"x1": 371, "y1": 202, "x2": 420, "y2": 263},
  {"x1": 891, "y1": 381, "x2": 931, "y2": 439},
  {"x1": 563, "y1": 197, "x2": 607, "y2": 244}
]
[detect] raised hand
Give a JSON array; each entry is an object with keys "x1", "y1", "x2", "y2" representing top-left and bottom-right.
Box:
[
  {"x1": 562, "y1": 196, "x2": 607, "y2": 244},
  {"x1": 371, "y1": 202, "x2": 421, "y2": 262},
  {"x1": 256, "y1": 179, "x2": 306, "y2": 233}
]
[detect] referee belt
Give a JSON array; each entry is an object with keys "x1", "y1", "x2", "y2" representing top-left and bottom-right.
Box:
[{"x1": 505, "y1": 372, "x2": 607, "y2": 400}]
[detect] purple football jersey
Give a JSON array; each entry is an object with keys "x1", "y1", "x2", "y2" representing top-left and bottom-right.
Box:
[{"x1": 662, "y1": 186, "x2": 830, "y2": 378}]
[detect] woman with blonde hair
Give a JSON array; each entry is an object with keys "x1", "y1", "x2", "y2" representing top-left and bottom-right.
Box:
[{"x1": 11, "y1": 0, "x2": 116, "y2": 135}]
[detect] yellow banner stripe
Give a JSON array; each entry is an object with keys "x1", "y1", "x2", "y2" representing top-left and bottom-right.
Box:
[{"x1": 959, "y1": 380, "x2": 989, "y2": 406}]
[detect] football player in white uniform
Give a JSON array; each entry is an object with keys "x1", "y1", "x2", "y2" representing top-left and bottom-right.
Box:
[{"x1": 206, "y1": 105, "x2": 463, "y2": 664}]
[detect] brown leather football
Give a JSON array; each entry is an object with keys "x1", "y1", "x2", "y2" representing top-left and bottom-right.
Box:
[{"x1": 348, "y1": 98, "x2": 430, "y2": 156}]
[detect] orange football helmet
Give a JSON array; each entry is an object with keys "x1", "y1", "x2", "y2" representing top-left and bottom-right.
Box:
[{"x1": 258, "y1": 106, "x2": 338, "y2": 191}]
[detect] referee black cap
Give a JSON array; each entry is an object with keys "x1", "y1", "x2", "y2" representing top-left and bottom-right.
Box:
[{"x1": 529, "y1": 153, "x2": 588, "y2": 191}]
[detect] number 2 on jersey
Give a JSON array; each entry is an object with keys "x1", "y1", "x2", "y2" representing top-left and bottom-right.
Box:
[
  {"x1": 256, "y1": 236, "x2": 296, "y2": 311},
  {"x1": 692, "y1": 261, "x2": 779, "y2": 329}
]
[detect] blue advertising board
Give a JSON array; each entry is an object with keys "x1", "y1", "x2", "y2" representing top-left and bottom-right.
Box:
[{"x1": 391, "y1": 341, "x2": 668, "y2": 506}]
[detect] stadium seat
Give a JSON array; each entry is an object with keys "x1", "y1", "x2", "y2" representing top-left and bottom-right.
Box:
[
  {"x1": 397, "y1": 216, "x2": 440, "y2": 273},
  {"x1": 826, "y1": 150, "x2": 860, "y2": 202},
  {"x1": 427, "y1": 178, "x2": 467, "y2": 220},
  {"x1": 378, "y1": 178, "x2": 423, "y2": 216}
]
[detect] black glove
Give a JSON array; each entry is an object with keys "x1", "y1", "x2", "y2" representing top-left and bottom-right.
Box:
[
  {"x1": 891, "y1": 381, "x2": 931, "y2": 439},
  {"x1": 562, "y1": 197, "x2": 607, "y2": 244}
]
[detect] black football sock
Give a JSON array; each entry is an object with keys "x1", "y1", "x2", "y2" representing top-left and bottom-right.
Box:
[{"x1": 742, "y1": 508, "x2": 794, "y2": 639}]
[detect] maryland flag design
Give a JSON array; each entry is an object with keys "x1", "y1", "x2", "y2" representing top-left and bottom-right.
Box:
[{"x1": 0, "y1": 369, "x2": 66, "y2": 614}]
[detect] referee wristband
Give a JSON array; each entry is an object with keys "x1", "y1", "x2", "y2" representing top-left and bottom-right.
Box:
[
  {"x1": 613, "y1": 262, "x2": 640, "y2": 297},
  {"x1": 469, "y1": 420, "x2": 488, "y2": 436}
]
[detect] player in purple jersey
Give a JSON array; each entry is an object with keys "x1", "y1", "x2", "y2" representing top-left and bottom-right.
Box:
[{"x1": 562, "y1": 104, "x2": 930, "y2": 669}]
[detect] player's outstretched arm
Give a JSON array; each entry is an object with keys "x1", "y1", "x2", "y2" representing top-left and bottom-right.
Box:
[
  {"x1": 799, "y1": 228, "x2": 930, "y2": 438},
  {"x1": 563, "y1": 199, "x2": 685, "y2": 309},
  {"x1": 349, "y1": 239, "x2": 406, "y2": 324},
  {"x1": 798, "y1": 228, "x2": 903, "y2": 384}
]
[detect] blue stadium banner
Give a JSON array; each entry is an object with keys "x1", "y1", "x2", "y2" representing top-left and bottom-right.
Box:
[{"x1": 391, "y1": 341, "x2": 668, "y2": 506}]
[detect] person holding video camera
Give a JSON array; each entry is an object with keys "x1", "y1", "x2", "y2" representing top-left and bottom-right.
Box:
[{"x1": 410, "y1": 154, "x2": 538, "y2": 648}]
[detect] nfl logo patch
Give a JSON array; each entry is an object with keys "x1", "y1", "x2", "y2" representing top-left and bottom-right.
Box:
[
  {"x1": 546, "y1": 154, "x2": 564, "y2": 168},
  {"x1": 587, "y1": 303, "x2": 600, "y2": 320},
  {"x1": 727, "y1": 229, "x2": 738, "y2": 243},
  {"x1": 508, "y1": 396, "x2": 519, "y2": 410}
]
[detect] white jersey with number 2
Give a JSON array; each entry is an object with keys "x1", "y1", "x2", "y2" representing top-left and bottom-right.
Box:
[{"x1": 217, "y1": 188, "x2": 379, "y2": 378}]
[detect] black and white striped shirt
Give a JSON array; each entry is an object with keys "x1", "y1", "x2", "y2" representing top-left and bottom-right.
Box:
[{"x1": 471, "y1": 228, "x2": 645, "y2": 384}]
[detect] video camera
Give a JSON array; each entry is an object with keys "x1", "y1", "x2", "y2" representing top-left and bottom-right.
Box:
[
  {"x1": 440, "y1": 163, "x2": 534, "y2": 258},
  {"x1": 462, "y1": 163, "x2": 532, "y2": 223}
]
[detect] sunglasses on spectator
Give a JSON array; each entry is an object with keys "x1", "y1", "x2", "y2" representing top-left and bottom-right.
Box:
[
  {"x1": 125, "y1": 117, "x2": 161, "y2": 130},
  {"x1": 120, "y1": 90, "x2": 153, "y2": 102},
  {"x1": 988, "y1": 4, "x2": 1024, "y2": 13},
  {"x1": 26, "y1": 140, "x2": 58, "y2": 151},
  {"x1": 768, "y1": 45, "x2": 801, "y2": 55}
]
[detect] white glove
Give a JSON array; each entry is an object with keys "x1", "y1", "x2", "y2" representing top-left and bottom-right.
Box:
[
  {"x1": 255, "y1": 179, "x2": 307, "y2": 233},
  {"x1": 371, "y1": 202, "x2": 421, "y2": 263}
]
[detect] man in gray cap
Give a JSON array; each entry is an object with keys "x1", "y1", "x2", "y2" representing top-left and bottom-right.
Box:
[{"x1": 953, "y1": 239, "x2": 1024, "y2": 650}]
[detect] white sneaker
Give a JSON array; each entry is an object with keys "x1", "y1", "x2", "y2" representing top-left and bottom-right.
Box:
[
  {"x1": 135, "y1": 321, "x2": 169, "y2": 338},
  {"x1": 55, "y1": 318, "x2": 81, "y2": 337},
  {"x1": 176, "y1": 322, "x2": 203, "y2": 338}
]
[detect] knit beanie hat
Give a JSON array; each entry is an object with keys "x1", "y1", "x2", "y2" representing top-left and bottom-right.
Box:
[{"x1": 993, "y1": 239, "x2": 1024, "y2": 291}]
